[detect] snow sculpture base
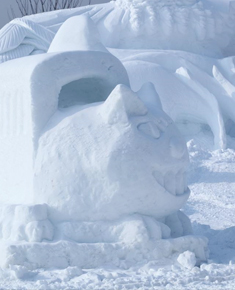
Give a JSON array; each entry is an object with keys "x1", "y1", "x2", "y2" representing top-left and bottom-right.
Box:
[{"x1": 0, "y1": 204, "x2": 208, "y2": 270}]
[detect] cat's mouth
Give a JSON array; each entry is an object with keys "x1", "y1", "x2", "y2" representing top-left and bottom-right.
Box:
[{"x1": 153, "y1": 169, "x2": 189, "y2": 196}]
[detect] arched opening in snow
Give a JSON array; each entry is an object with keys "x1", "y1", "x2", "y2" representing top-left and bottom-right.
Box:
[
  {"x1": 225, "y1": 119, "x2": 235, "y2": 138},
  {"x1": 58, "y1": 77, "x2": 113, "y2": 108}
]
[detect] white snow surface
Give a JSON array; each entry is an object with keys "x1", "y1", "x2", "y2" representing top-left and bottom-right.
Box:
[{"x1": 0, "y1": 0, "x2": 235, "y2": 289}]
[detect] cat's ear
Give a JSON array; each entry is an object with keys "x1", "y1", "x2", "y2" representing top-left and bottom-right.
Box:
[
  {"x1": 102, "y1": 85, "x2": 148, "y2": 125},
  {"x1": 137, "y1": 82, "x2": 163, "y2": 113}
]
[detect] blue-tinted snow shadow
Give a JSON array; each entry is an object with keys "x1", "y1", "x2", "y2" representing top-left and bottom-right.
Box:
[
  {"x1": 192, "y1": 222, "x2": 235, "y2": 264},
  {"x1": 187, "y1": 163, "x2": 235, "y2": 184},
  {"x1": 193, "y1": 172, "x2": 235, "y2": 184}
]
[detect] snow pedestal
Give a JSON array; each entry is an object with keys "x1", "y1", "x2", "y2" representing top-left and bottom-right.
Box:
[{"x1": 0, "y1": 204, "x2": 208, "y2": 270}]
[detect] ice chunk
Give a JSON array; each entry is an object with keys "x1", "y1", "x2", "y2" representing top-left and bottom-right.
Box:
[{"x1": 177, "y1": 251, "x2": 197, "y2": 269}]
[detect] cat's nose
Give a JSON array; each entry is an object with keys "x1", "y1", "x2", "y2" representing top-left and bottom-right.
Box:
[{"x1": 170, "y1": 136, "x2": 186, "y2": 159}]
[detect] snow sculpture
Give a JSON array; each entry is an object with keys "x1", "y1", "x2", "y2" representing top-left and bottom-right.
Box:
[
  {"x1": 1, "y1": 1, "x2": 235, "y2": 150},
  {"x1": 112, "y1": 50, "x2": 230, "y2": 149},
  {"x1": 1, "y1": 0, "x2": 235, "y2": 61},
  {"x1": 0, "y1": 13, "x2": 209, "y2": 270},
  {"x1": 0, "y1": 81, "x2": 207, "y2": 269},
  {"x1": 0, "y1": 18, "x2": 54, "y2": 63},
  {"x1": 35, "y1": 84, "x2": 190, "y2": 222},
  {"x1": 0, "y1": 15, "x2": 129, "y2": 204}
]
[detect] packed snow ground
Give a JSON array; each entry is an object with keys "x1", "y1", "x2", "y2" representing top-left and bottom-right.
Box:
[{"x1": 0, "y1": 135, "x2": 234, "y2": 289}]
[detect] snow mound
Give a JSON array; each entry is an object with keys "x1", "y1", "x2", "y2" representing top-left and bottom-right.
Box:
[{"x1": 177, "y1": 250, "x2": 197, "y2": 269}]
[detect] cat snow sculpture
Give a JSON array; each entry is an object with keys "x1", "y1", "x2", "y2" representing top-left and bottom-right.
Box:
[
  {"x1": 0, "y1": 81, "x2": 208, "y2": 270},
  {"x1": 0, "y1": 13, "x2": 208, "y2": 270},
  {"x1": 0, "y1": 84, "x2": 208, "y2": 271},
  {"x1": 34, "y1": 84, "x2": 190, "y2": 222}
]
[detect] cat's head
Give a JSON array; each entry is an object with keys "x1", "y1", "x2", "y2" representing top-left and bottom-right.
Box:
[{"x1": 35, "y1": 84, "x2": 189, "y2": 222}]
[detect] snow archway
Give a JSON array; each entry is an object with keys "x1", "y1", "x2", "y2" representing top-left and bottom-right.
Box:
[
  {"x1": 30, "y1": 51, "x2": 129, "y2": 141},
  {"x1": 58, "y1": 77, "x2": 116, "y2": 108}
]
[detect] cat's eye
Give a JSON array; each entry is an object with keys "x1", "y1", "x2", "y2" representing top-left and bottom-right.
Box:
[{"x1": 137, "y1": 122, "x2": 160, "y2": 139}]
